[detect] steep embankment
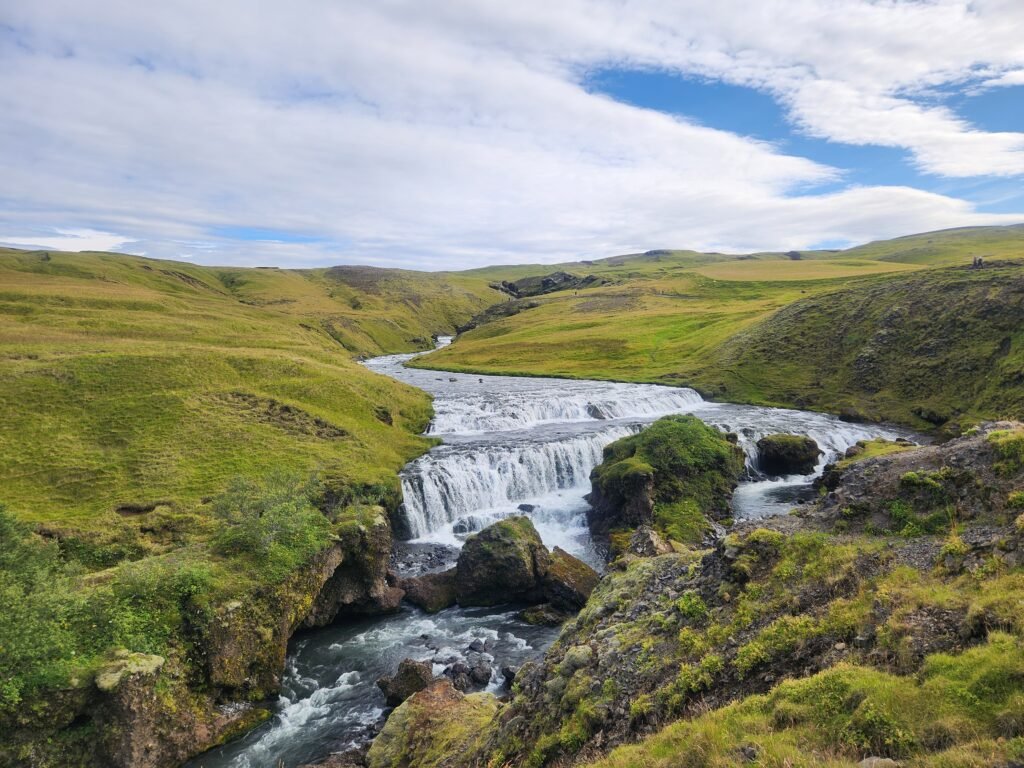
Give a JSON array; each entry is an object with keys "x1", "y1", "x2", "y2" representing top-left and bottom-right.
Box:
[
  {"x1": 368, "y1": 423, "x2": 1024, "y2": 768},
  {"x1": 415, "y1": 228, "x2": 1024, "y2": 432},
  {"x1": 694, "y1": 262, "x2": 1024, "y2": 430},
  {"x1": 0, "y1": 248, "x2": 499, "y2": 767}
]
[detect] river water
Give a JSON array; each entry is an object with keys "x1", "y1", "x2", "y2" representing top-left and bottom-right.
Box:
[{"x1": 190, "y1": 338, "x2": 912, "y2": 768}]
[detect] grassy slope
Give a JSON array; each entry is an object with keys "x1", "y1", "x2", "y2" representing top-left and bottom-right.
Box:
[
  {"x1": 414, "y1": 226, "x2": 1024, "y2": 430},
  {"x1": 0, "y1": 248, "x2": 499, "y2": 530},
  {"x1": 0, "y1": 247, "x2": 502, "y2": 757}
]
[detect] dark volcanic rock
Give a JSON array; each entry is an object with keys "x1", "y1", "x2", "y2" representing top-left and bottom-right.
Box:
[
  {"x1": 542, "y1": 546, "x2": 599, "y2": 612},
  {"x1": 377, "y1": 658, "x2": 434, "y2": 707},
  {"x1": 586, "y1": 415, "x2": 745, "y2": 544},
  {"x1": 455, "y1": 516, "x2": 550, "y2": 606},
  {"x1": 401, "y1": 568, "x2": 457, "y2": 613},
  {"x1": 756, "y1": 433, "x2": 822, "y2": 476},
  {"x1": 454, "y1": 517, "x2": 599, "y2": 610},
  {"x1": 627, "y1": 525, "x2": 674, "y2": 557}
]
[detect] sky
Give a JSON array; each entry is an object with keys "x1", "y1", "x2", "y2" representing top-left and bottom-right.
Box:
[{"x1": 1, "y1": 1, "x2": 1023, "y2": 270}]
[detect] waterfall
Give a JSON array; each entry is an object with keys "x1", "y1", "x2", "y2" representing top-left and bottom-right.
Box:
[
  {"x1": 427, "y1": 384, "x2": 704, "y2": 435},
  {"x1": 696, "y1": 407, "x2": 905, "y2": 477},
  {"x1": 400, "y1": 425, "x2": 639, "y2": 538}
]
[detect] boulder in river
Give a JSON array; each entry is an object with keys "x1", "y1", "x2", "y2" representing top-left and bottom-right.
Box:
[
  {"x1": 542, "y1": 546, "x2": 600, "y2": 612},
  {"x1": 756, "y1": 433, "x2": 821, "y2": 476},
  {"x1": 401, "y1": 568, "x2": 457, "y2": 613},
  {"x1": 455, "y1": 516, "x2": 550, "y2": 606},
  {"x1": 377, "y1": 658, "x2": 434, "y2": 707},
  {"x1": 586, "y1": 415, "x2": 745, "y2": 545},
  {"x1": 455, "y1": 517, "x2": 598, "y2": 610}
]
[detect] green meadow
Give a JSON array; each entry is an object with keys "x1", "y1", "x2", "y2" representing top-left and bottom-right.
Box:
[{"x1": 415, "y1": 225, "x2": 1024, "y2": 430}]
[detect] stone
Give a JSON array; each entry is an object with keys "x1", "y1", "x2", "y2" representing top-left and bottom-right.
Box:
[
  {"x1": 756, "y1": 434, "x2": 822, "y2": 476},
  {"x1": 376, "y1": 658, "x2": 434, "y2": 707},
  {"x1": 627, "y1": 525, "x2": 674, "y2": 557},
  {"x1": 542, "y1": 547, "x2": 600, "y2": 612},
  {"x1": 501, "y1": 666, "x2": 518, "y2": 689},
  {"x1": 401, "y1": 568, "x2": 457, "y2": 613},
  {"x1": 455, "y1": 516, "x2": 550, "y2": 607}
]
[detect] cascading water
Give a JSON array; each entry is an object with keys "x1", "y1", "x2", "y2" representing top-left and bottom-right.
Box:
[
  {"x1": 399, "y1": 424, "x2": 639, "y2": 539},
  {"x1": 191, "y1": 337, "x2": 919, "y2": 768}
]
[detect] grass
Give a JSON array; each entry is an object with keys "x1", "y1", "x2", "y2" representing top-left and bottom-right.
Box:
[
  {"x1": 591, "y1": 415, "x2": 745, "y2": 543},
  {"x1": 0, "y1": 246, "x2": 500, "y2": 759},
  {"x1": 416, "y1": 229, "x2": 1024, "y2": 431},
  {"x1": 0, "y1": 247, "x2": 500, "y2": 531},
  {"x1": 589, "y1": 633, "x2": 1024, "y2": 768}
]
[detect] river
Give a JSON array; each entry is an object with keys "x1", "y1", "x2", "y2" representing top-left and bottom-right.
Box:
[{"x1": 190, "y1": 338, "x2": 913, "y2": 768}]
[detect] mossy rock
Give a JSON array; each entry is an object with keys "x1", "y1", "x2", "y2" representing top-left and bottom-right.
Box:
[
  {"x1": 366, "y1": 680, "x2": 498, "y2": 768},
  {"x1": 402, "y1": 568, "x2": 458, "y2": 613},
  {"x1": 756, "y1": 433, "x2": 822, "y2": 476},
  {"x1": 456, "y1": 516, "x2": 550, "y2": 607},
  {"x1": 94, "y1": 651, "x2": 165, "y2": 693},
  {"x1": 542, "y1": 547, "x2": 599, "y2": 612},
  {"x1": 587, "y1": 415, "x2": 745, "y2": 542}
]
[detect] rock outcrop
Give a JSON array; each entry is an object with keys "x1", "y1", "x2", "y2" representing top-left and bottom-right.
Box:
[
  {"x1": 377, "y1": 658, "x2": 434, "y2": 707},
  {"x1": 453, "y1": 517, "x2": 599, "y2": 612},
  {"x1": 402, "y1": 568, "x2": 458, "y2": 613},
  {"x1": 755, "y1": 433, "x2": 821, "y2": 475},
  {"x1": 2, "y1": 506, "x2": 405, "y2": 768},
  {"x1": 303, "y1": 507, "x2": 404, "y2": 626},
  {"x1": 587, "y1": 415, "x2": 745, "y2": 546}
]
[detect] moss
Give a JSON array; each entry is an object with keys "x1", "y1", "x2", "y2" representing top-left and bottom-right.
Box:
[
  {"x1": 591, "y1": 415, "x2": 744, "y2": 541},
  {"x1": 589, "y1": 633, "x2": 1024, "y2": 768},
  {"x1": 93, "y1": 651, "x2": 165, "y2": 693},
  {"x1": 989, "y1": 428, "x2": 1024, "y2": 476},
  {"x1": 366, "y1": 681, "x2": 499, "y2": 768},
  {"x1": 834, "y1": 439, "x2": 915, "y2": 470}
]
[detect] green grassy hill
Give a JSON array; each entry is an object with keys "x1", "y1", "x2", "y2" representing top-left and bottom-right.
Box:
[
  {"x1": 415, "y1": 226, "x2": 1024, "y2": 431},
  {"x1": 0, "y1": 247, "x2": 505, "y2": 763},
  {"x1": 0, "y1": 248, "x2": 499, "y2": 530}
]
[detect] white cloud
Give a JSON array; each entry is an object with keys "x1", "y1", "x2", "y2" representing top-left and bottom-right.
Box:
[
  {"x1": 0, "y1": 1, "x2": 1022, "y2": 269},
  {"x1": 0, "y1": 228, "x2": 130, "y2": 252}
]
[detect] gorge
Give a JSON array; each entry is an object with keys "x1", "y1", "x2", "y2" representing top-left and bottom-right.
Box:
[{"x1": 190, "y1": 339, "x2": 913, "y2": 768}]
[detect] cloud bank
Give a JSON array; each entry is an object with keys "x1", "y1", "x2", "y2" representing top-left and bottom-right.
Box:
[{"x1": 1, "y1": 0, "x2": 1022, "y2": 268}]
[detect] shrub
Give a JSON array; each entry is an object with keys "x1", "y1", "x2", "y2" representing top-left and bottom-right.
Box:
[{"x1": 210, "y1": 473, "x2": 333, "y2": 579}]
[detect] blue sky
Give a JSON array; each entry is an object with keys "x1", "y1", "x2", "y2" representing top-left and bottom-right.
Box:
[
  {"x1": 0, "y1": 1, "x2": 1022, "y2": 268},
  {"x1": 588, "y1": 68, "x2": 1024, "y2": 215}
]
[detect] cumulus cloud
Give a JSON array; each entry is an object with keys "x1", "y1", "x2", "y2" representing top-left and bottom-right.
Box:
[{"x1": 0, "y1": 0, "x2": 1021, "y2": 268}]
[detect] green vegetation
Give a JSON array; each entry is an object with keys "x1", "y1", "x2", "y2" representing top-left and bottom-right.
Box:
[
  {"x1": 0, "y1": 246, "x2": 500, "y2": 763},
  {"x1": 415, "y1": 226, "x2": 1024, "y2": 431},
  {"x1": 833, "y1": 439, "x2": 915, "y2": 470},
  {"x1": 589, "y1": 415, "x2": 744, "y2": 543},
  {"x1": 367, "y1": 682, "x2": 499, "y2": 768},
  {"x1": 590, "y1": 633, "x2": 1024, "y2": 768},
  {"x1": 0, "y1": 474, "x2": 352, "y2": 720}
]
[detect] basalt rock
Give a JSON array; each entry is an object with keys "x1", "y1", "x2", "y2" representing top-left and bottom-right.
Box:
[
  {"x1": 455, "y1": 517, "x2": 550, "y2": 607},
  {"x1": 756, "y1": 433, "x2": 822, "y2": 476},
  {"x1": 303, "y1": 507, "x2": 404, "y2": 626},
  {"x1": 542, "y1": 546, "x2": 600, "y2": 612},
  {"x1": 587, "y1": 415, "x2": 745, "y2": 545},
  {"x1": 402, "y1": 568, "x2": 458, "y2": 613},
  {"x1": 454, "y1": 517, "x2": 598, "y2": 610},
  {"x1": 366, "y1": 680, "x2": 499, "y2": 768},
  {"x1": 377, "y1": 658, "x2": 434, "y2": 707}
]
